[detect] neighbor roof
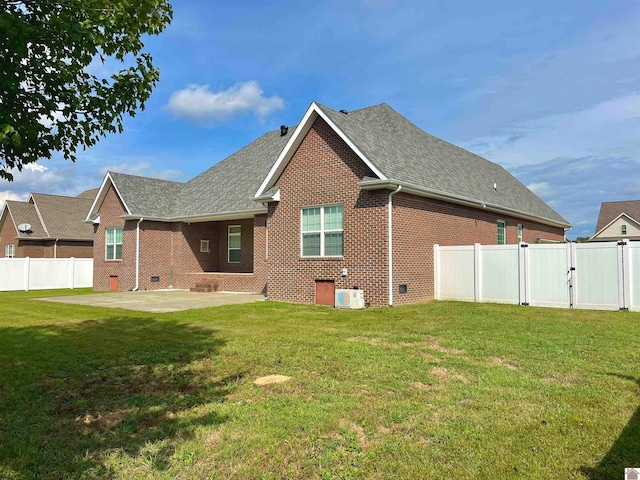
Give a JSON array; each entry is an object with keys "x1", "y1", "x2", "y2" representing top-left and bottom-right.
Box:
[
  {"x1": 3, "y1": 200, "x2": 48, "y2": 238},
  {"x1": 594, "y1": 200, "x2": 640, "y2": 233}
]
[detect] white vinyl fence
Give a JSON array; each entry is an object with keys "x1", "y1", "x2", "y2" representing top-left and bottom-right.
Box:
[
  {"x1": 0, "y1": 257, "x2": 93, "y2": 291},
  {"x1": 434, "y1": 241, "x2": 640, "y2": 311}
]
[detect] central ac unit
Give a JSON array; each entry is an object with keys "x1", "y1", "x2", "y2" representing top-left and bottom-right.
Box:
[{"x1": 335, "y1": 289, "x2": 365, "y2": 309}]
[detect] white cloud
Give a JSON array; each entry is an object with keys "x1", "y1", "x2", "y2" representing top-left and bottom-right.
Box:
[
  {"x1": 464, "y1": 94, "x2": 640, "y2": 168},
  {"x1": 165, "y1": 81, "x2": 284, "y2": 125},
  {"x1": 0, "y1": 191, "x2": 24, "y2": 204},
  {"x1": 527, "y1": 182, "x2": 552, "y2": 198}
]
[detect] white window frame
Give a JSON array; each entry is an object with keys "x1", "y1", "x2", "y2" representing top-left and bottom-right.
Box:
[
  {"x1": 622, "y1": 224, "x2": 627, "y2": 235},
  {"x1": 300, "y1": 204, "x2": 344, "y2": 257},
  {"x1": 228, "y1": 225, "x2": 241, "y2": 263},
  {"x1": 5, "y1": 244, "x2": 15, "y2": 258},
  {"x1": 200, "y1": 239, "x2": 210, "y2": 253},
  {"x1": 517, "y1": 224, "x2": 523, "y2": 243},
  {"x1": 497, "y1": 220, "x2": 506, "y2": 245},
  {"x1": 105, "y1": 227, "x2": 123, "y2": 261}
]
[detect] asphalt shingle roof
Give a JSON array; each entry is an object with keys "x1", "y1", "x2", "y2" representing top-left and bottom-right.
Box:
[
  {"x1": 30, "y1": 193, "x2": 94, "y2": 240},
  {"x1": 316, "y1": 103, "x2": 569, "y2": 226},
  {"x1": 595, "y1": 200, "x2": 640, "y2": 233},
  {"x1": 4, "y1": 201, "x2": 47, "y2": 238},
  {"x1": 107, "y1": 172, "x2": 183, "y2": 218}
]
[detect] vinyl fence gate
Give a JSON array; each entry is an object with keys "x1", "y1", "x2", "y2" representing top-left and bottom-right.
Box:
[{"x1": 434, "y1": 240, "x2": 640, "y2": 311}]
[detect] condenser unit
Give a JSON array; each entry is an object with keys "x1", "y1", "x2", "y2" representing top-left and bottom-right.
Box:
[{"x1": 335, "y1": 289, "x2": 365, "y2": 309}]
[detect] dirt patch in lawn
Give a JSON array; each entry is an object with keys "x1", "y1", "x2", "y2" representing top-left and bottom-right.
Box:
[{"x1": 253, "y1": 375, "x2": 291, "y2": 386}]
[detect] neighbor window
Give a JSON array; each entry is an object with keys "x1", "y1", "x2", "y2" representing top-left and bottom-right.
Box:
[
  {"x1": 497, "y1": 221, "x2": 506, "y2": 245},
  {"x1": 517, "y1": 224, "x2": 523, "y2": 243},
  {"x1": 228, "y1": 225, "x2": 241, "y2": 263},
  {"x1": 200, "y1": 239, "x2": 210, "y2": 253},
  {"x1": 622, "y1": 224, "x2": 627, "y2": 235},
  {"x1": 4, "y1": 244, "x2": 15, "y2": 258},
  {"x1": 105, "y1": 228, "x2": 123, "y2": 260},
  {"x1": 301, "y1": 205, "x2": 344, "y2": 257}
]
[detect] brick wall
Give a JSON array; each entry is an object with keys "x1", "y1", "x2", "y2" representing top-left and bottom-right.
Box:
[
  {"x1": 267, "y1": 116, "x2": 389, "y2": 306},
  {"x1": 391, "y1": 193, "x2": 565, "y2": 305},
  {"x1": 54, "y1": 241, "x2": 93, "y2": 258},
  {"x1": 0, "y1": 215, "x2": 20, "y2": 257}
]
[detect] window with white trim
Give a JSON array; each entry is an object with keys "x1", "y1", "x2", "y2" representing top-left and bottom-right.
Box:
[
  {"x1": 622, "y1": 224, "x2": 627, "y2": 235},
  {"x1": 200, "y1": 239, "x2": 210, "y2": 253},
  {"x1": 228, "y1": 225, "x2": 241, "y2": 263},
  {"x1": 301, "y1": 205, "x2": 344, "y2": 257},
  {"x1": 105, "y1": 228, "x2": 123, "y2": 260},
  {"x1": 497, "y1": 221, "x2": 506, "y2": 245},
  {"x1": 4, "y1": 244, "x2": 15, "y2": 258},
  {"x1": 517, "y1": 224, "x2": 523, "y2": 243}
]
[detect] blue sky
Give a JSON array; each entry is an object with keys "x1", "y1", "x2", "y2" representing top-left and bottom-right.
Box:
[{"x1": 2, "y1": 0, "x2": 639, "y2": 239}]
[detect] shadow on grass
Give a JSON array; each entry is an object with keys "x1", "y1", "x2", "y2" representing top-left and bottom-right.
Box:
[
  {"x1": 581, "y1": 374, "x2": 640, "y2": 480},
  {"x1": 0, "y1": 316, "x2": 235, "y2": 478}
]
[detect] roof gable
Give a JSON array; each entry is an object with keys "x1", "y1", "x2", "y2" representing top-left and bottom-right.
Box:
[
  {"x1": 594, "y1": 200, "x2": 640, "y2": 233},
  {"x1": 591, "y1": 211, "x2": 640, "y2": 239},
  {"x1": 255, "y1": 102, "x2": 569, "y2": 228},
  {"x1": 30, "y1": 193, "x2": 94, "y2": 240},
  {"x1": 4, "y1": 200, "x2": 47, "y2": 238}
]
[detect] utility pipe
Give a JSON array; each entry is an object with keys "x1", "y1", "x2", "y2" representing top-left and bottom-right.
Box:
[
  {"x1": 54, "y1": 239, "x2": 58, "y2": 258},
  {"x1": 132, "y1": 218, "x2": 143, "y2": 291},
  {"x1": 388, "y1": 185, "x2": 402, "y2": 306}
]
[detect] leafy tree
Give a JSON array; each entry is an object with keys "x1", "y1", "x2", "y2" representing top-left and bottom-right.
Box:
[
  {"x1": 575, "y1": 236, "x2": 591, "y2": 243},
  {"x1": 0, "y1": 0, "x2": 172, "y2": 180}
]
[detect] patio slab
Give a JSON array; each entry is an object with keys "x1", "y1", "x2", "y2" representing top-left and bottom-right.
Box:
[{"x1": 38, "y1": 290, "x2": 266, "y2": 313}]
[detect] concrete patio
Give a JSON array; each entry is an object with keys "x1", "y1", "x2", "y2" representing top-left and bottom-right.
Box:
[{"x1": 38, "y1": 290, "x2": 266, "y2": 313}]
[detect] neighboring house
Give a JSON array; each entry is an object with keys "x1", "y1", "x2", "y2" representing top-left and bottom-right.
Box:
[
  {"x1": 86, "y1": 102, "x2": 570, "y2": 306},
  {"x1": 0, "y1": 190, "x2": 97, "y2": 258},
  {"x1": 590, "y1": 200, "x2": 640, "y2": 242}
]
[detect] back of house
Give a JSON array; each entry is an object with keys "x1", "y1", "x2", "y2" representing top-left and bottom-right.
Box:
[{"x1": 87, "y1": 101, "x2": 569, "y2": 306}]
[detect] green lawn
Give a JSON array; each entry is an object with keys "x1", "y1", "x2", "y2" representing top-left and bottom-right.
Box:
[{"x1": 0, "y1": 289, "x2": 638, "y2": 479}]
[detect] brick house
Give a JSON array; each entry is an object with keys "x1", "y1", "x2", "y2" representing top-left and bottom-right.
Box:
[
  {"x1": 86, "y1": 102, "x2": 570, "y2": 306},
  {"x1": 0, "y1": 190, "x2": 97, "y2": 258}
]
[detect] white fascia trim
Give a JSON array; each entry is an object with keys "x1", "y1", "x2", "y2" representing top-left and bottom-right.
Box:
[
  {"x1": 590, "y1": 212, "x2": 640, "y2": 240},
  {"x1": 253, "y1": 188, "x2": 280, "y2": 203},
  {"x1": 360, "y1": 179, "x2": 572, "y2": 229},
  {"x1": 253, "y1": 102, "x2": 387, "y2": 198},
  {"x1": 85, "y1": 172, "x2": 132, "y2": 223}
]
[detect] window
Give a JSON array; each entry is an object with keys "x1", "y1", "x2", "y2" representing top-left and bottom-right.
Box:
[
  {"x1": 200, "y1": 239, "x2": 210, "y2": 253},
  {"x1": 105, "y1": 228, "x2": 123, "y2": 260},
  {"x1": 4, "y1": 244, "x2": 15, "y2": 258},
  {"x1": 622, "y1": 224, "x2": 627, "y2": 235},
  {"x1": 301, "y1": 205, "x2": 344, "y2": 257},
  {"x1": 228, "y1": 225, "x2": 241, "y2": 263},
  {"x1": 517, "y1": 224, "x2": 523, "y2": 243},
  {"x1": 497, "y1": 221, "x2": 506, "y2": 245}
]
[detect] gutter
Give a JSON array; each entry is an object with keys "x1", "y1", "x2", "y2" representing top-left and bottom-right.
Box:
[
  {"x1": 360, "y1": 179, "x2": 571, "y2": 229},
  {"x1": 120, "y1": 207, "x2": 267, "y2": 223},
  {"x1": 388, "y1": 185, "x2": 402, "y2": 306},
  {"x1": 132, "y1": 218, "x2": 143, "y2": 291}
]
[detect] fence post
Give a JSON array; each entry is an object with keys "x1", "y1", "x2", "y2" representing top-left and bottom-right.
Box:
[
  {"x1": 619, "y1": 240, "x2": 629, "y2": 310},
  {"x1": 433, "y1": 244, "x2": 440, "y2": 300},
  {"x1": 69, "y1": 257, "x2": 75, "y2": 289},
  {"x1": 474, "y1": 243, "x2": 481, "y2": 302},
  {"x1": 24, "y1": 257, "x2": 30, "y2": 291}
]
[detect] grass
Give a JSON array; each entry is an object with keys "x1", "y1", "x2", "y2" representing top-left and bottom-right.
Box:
[{"x1": 0, "y1": 289, "x2": 639, "y2": 479}]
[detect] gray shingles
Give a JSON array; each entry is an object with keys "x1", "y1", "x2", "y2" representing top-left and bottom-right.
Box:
[
  {"x1": 30, "y1": 193, "x2": 94, "y2": 240},
  {"x1": 108, "y1": 172, "x2": 183, "y2": 218},
  {"x1": 5, "y1": 201, "x2": 47, "y2": 238},
  {"x1": 317, "y1": 103, "x2": 569, "y2": 226}
]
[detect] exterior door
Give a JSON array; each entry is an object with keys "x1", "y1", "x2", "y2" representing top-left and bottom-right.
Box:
[
  {"x1": 315, "y1": 280, "x2": 335, "y2": 306},
  {"x1": 109, "y1": 276, "x2": 118, "y2": 292}
]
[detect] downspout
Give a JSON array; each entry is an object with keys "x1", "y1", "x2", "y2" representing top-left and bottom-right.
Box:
[
  {"x1": 388, "y1": 185, "x2": 402, "y2": 306},
  {"x1": 132, "y1": 218, "x2": 143, "y2": 291},
  {"x1": 54, "y1": 239, "x2": 58, "y2": 258}
]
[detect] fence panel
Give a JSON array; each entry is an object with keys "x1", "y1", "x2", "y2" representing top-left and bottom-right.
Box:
[
  {"x1": 479, "y1": 245, "x2": 519, "y2": 304},
  {"x1": 0, "y1": 258, "x2": 93, "y2": 291},
  {"x1": 572, "y1": 242, "x2": 621, "y2": 310},
  {"x1": 0, "y1": 259, "x2": 28, "y2": 291},
  {"x1": 627, "y1": 242, "x2": 640, "y2": 311},
  {"x1": 526, "y1": 243, "x2": 572, "y2": 308},
  {"x1": 436, "y1": 246, "x2": 475, "y2": 301}
]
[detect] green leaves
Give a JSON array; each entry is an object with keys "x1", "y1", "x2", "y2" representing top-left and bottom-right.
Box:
[{"x1": 0, "y1": 0, "x2": 173, "y2": 180}]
